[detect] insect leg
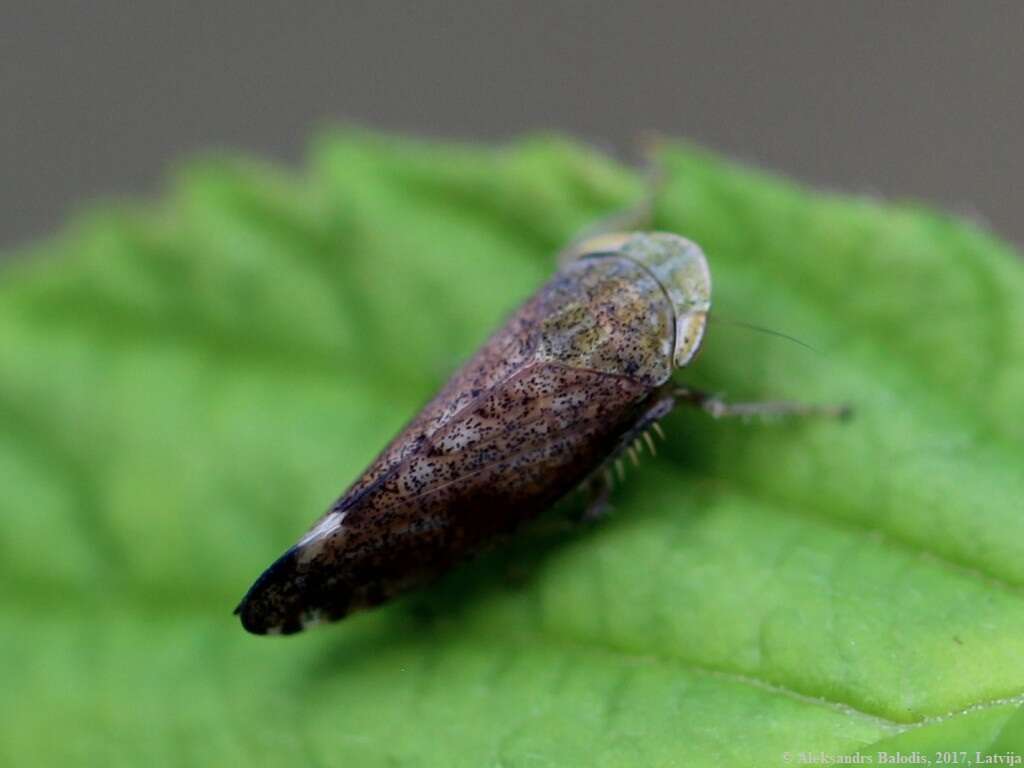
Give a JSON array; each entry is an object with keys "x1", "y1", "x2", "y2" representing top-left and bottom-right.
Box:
[
  {"x1": 672, "y1": 387, "x2": 852, "y2": 422},
  {"x1": 578, "y1": 473, "x2": 614, "y2": 523},
  {"x1": 573, "y1": 390, "x2": 678, "y2": 523},
  {"x1": 557, "y1": 157, "x2": 666, "y2": 265}
]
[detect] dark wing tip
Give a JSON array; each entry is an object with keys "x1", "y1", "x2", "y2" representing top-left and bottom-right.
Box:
[
  {"x1": 233, "y1": 545, "x2": 303, "y2": 636},
  {"x1": 234, "y1": 583, "x2": 273, "y2": 635},
  {"x1": 236, "y1": 602, "x2": 269, "y2": 635}
]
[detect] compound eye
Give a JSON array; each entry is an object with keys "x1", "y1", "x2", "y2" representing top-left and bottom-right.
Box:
[{"x1": 674, "y1": 310, "x2": 708, "y2": 367}]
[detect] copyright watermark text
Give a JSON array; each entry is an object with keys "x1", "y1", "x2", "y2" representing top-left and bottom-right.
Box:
[{"x1": 780, "y1": 751, "x2": 1022, "y2": 766}]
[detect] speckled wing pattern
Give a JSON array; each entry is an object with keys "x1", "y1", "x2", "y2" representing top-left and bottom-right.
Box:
[{"x1": 237, "y1": 253, "x2": 680, "y2": 634}]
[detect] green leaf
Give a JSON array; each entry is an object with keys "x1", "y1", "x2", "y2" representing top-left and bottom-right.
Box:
[{"x1": 3, "y1": 131, "x2": 1023, "y2": 766}]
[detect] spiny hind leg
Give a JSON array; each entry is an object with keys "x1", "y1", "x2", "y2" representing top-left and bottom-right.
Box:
[
  {"x1": 576, "y1": 390, "x2": 676, "y2": 522},
  {"x1": 576, "y1": 384, "x2": 849, "y2": 523}
]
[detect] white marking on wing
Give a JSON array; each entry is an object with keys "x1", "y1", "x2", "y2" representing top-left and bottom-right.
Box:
[{"x1": 297, "y1": 512, "x2": 347, "y2": 547}]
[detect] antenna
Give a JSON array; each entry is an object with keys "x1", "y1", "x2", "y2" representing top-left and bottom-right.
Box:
[{"x1": 707, "y1": 313, "x2": 822, "y2": 355}]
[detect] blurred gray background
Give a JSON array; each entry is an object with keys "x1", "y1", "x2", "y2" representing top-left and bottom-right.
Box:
[{"x1": 3, "y1": 2, "x2": 1022, "y2": 252}]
